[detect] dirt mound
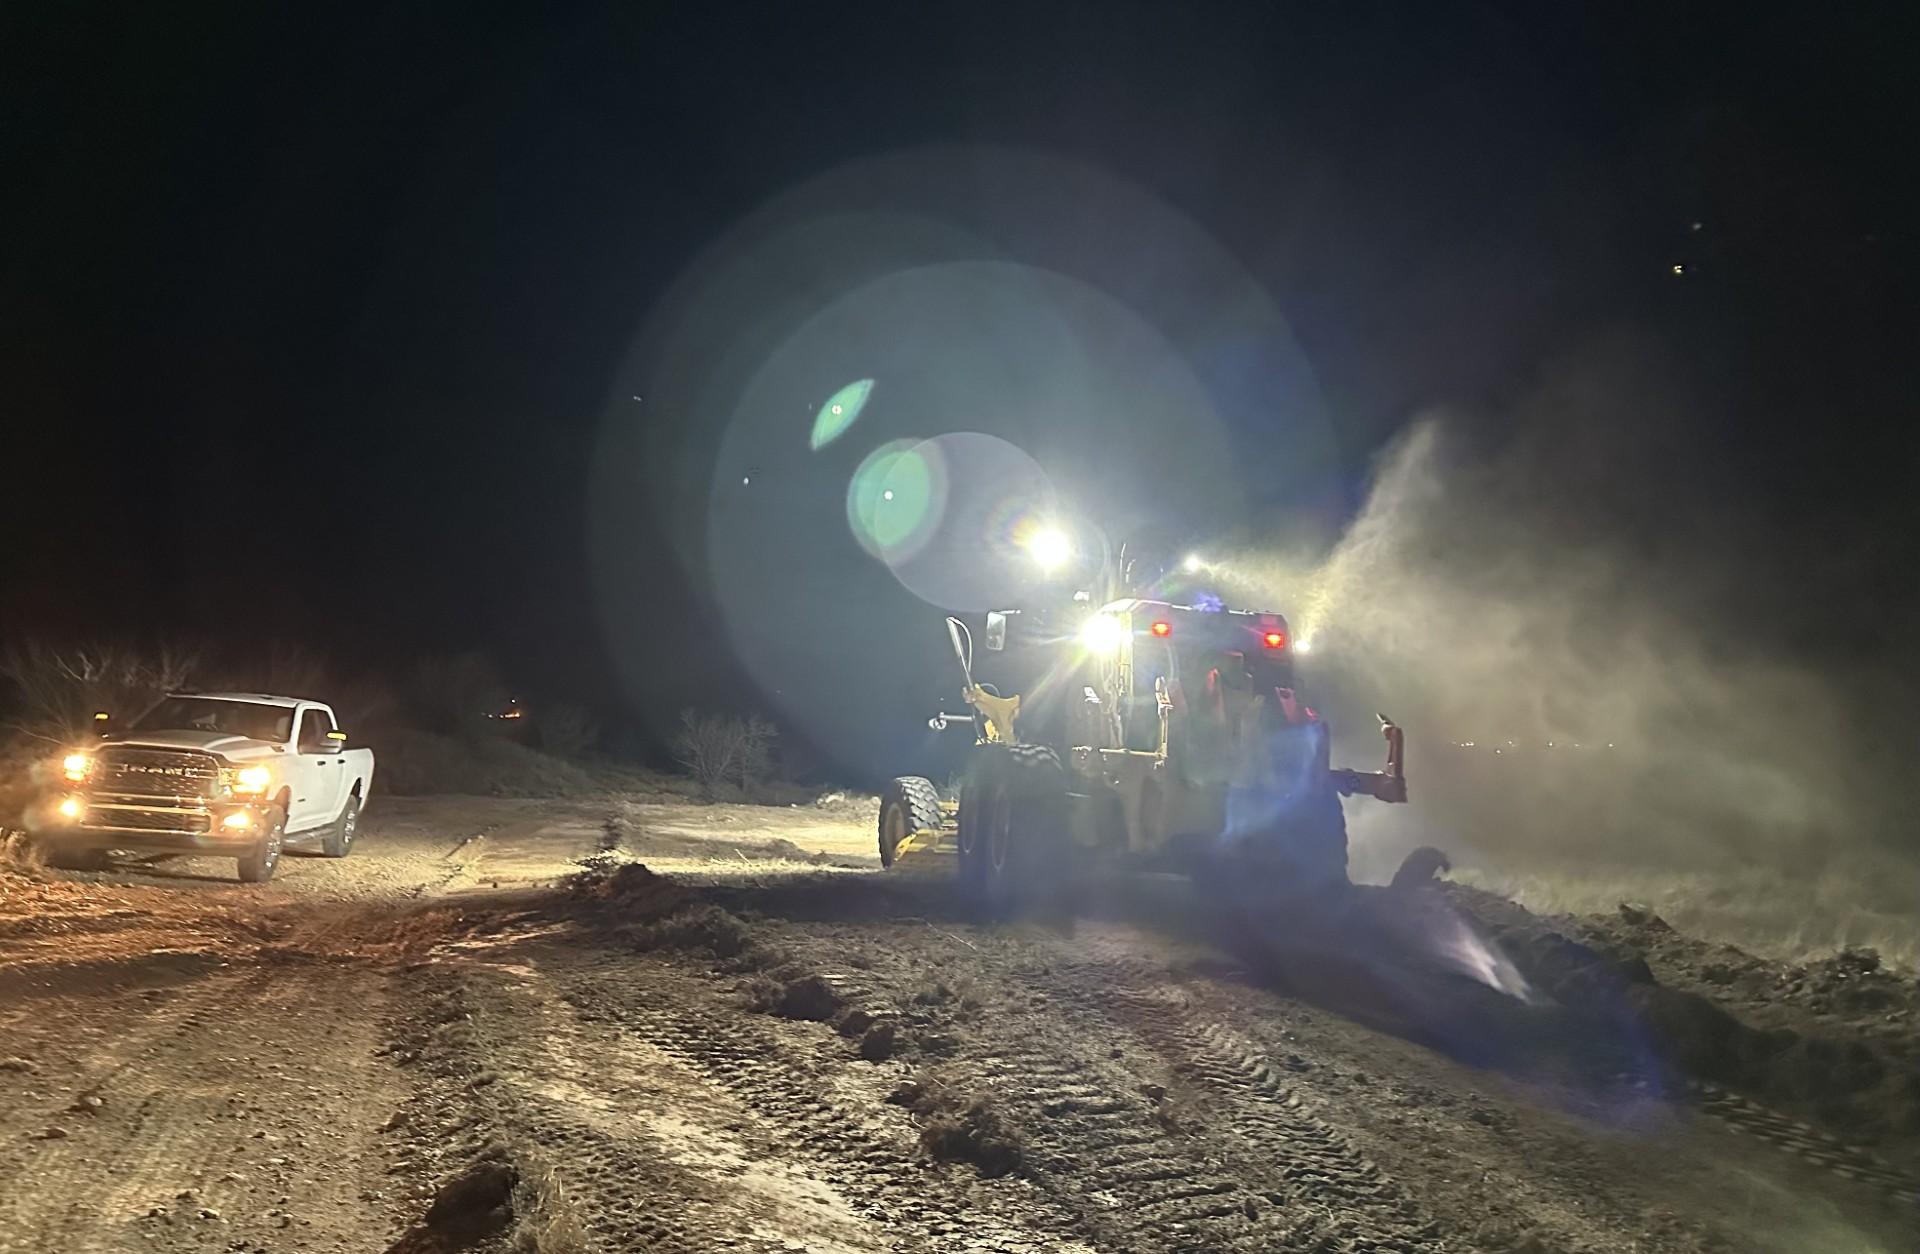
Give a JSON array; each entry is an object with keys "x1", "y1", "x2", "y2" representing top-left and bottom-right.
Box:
[
  {"x1": 566, "y1": 861, "x2": 690, "y2": 917},
  {"x1": 1456, "y1": 892, "x2": 1920, "y2": 1166},
  {"x1": 748, "y1": 968, "x2": 845, "y2": 1021},
  {"x1": 858, "y1": 1020, "x2": 898, "y2": 1061},
  {"x1": 623, "y1": 904, "x2": 753, "y2": 957},
  {"x1": 385, "y1": 1150, "x2": 518, "y2": 1253},
  {"x1": 889, "y1": 1079, "x2": 1023, "y2": 1177}
]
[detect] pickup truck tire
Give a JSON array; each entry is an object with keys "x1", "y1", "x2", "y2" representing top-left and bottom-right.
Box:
[
  {"x1": 320, "y1": 794, "x2": 359, "y2": 858},
  {"x1": 237, "y1": 806, "x2": 286, "y2": 883}
]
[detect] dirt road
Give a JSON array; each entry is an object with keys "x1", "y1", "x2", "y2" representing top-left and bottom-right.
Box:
[{"x1": 0, "y1": 793, "x2": 1912, "y2": 1253}]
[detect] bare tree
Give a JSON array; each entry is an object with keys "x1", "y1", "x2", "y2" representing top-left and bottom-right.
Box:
[
  {"x1": 671, "y1": 709, "x2": 778, "y2": 797},
  {"x1": 0, "y1": 642, "x2": 198, "y2": 742}
]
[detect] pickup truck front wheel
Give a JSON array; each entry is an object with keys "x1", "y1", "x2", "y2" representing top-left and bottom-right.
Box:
[
  {"x1": 321, "y1": 794, "x2": 359, "y2": 858},
  {"x1": 237, "y1": 806, "x2": 286, "y2": 883}
]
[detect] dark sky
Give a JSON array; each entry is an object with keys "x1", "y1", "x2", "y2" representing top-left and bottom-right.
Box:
[{"x1": 5, "y1": 3, "x2": 1915, "y2": 775}]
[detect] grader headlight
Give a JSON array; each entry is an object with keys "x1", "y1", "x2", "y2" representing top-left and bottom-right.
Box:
[
  {"x1": 1024, "y1": 525, "x2": 1074, "y2": 572},
  {"x1": 1080, "y1": 614, "x2": 1128, "y2": 654}
]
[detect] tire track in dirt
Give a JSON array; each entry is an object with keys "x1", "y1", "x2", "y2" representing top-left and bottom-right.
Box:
[
  {"x1": 1052, "y1": 925, "x2": 1920, "y2": 1250},
  {"x1": 571, "y1": 963, "x2": 1082, "y2": 1252},
  {"x1": 957, "y1": 956, "x2": 1444, "y2": 1253},
  {"x1": 0, "y1": 961, "x2": 265, "y2": 1240},
  {"x1": 1095, "y1": 979, "x2": 1441, "y2": 1250},
  {"x1": 753, "y1": 916, "x2": 1444, "y2": 1253},
  {"x1": 0, "y1": 959, "x2": 246, "y2": 1093},
  {"x1": 1689, "y1": 1082, "x2": 1920, "y2": 1207},
  {"x1": 970, "y1": 1039, "x2": 1288, "y2": 1245},
  {"x1": 449, "y1": 958, "x2": 859, "y2": 1254},
  {"x1": 429, "y1": 942, "x2": 1086, "y2": 1253},
  {"x1": 0, "y1": 962, "x2": 412, "y2": 1254}
]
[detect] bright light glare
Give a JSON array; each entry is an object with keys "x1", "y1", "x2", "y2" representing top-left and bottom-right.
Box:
[
  {"x1": 56, "y1": 796, "x2": 84, "y2": 820},
  {"x1": 222, "y1": 811, "x2": 254, "y2": 830},
  {"x1": 1025, "y1": 526, "x2": 1074, "y2": 571},
  {"x1": 1080, "y1": 614, "x2": 1128, "y2": 652},
  {"x1": 1182, "y1": 553, "x2": 1204, "y2": 573},
  {"x1": 1294, "y1": 635, "x2": 1314, "y2": 655},
  {"x1": 62, "y1": 753, "x2": 91, "y2": 781},
  {"x1": 233, "y1": 766, "x2": 272, "y2": 794}
]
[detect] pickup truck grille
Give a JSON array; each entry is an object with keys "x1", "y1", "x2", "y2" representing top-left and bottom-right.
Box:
[
  {"x1": 93, "y1": 748, "x2": 222, "y2": 799},
  {"x1": 83, "y1": 805, "x2": 212, "y2": 835}
]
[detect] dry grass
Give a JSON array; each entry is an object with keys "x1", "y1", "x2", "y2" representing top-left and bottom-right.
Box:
[
  {"x1": 508, "y1": 1152, "x2": 590, "y2": 1254},
  {"x1": 889, "y1": 1078, "x2": 1024, "y2": 1177},
  {"x1": 623, "y1": 905, "x2": 754, "y2": 958}
]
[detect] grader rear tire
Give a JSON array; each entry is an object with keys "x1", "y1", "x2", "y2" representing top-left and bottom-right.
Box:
[
  {"x1": 878, "y1": 776, "x2": 941, "y2": 867},
  {"x1": 959, "y1": 744, "x2": 1067, "y2": 916}
]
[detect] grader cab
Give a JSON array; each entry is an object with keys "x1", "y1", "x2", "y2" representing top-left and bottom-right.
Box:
[{"x1": 879, "y1": 595, "x2": 1408, "y2": 912}]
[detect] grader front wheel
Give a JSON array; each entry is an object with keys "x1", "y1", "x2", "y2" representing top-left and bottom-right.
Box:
[{"x1": 878, "y1": 776, "x2": 942, "y2": 867}]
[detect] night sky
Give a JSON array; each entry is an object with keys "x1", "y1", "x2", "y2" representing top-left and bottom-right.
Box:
[{"x1": 5, "y1": 4, "x2": 1915, "y2": 782}]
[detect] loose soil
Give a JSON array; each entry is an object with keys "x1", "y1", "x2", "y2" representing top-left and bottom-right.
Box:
[{"x1": 0, "y1": 792, "x2": 1913, "y2": 1253}]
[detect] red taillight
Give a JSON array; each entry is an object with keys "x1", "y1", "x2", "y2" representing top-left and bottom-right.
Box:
[
  {"x1": 1150, "y1": 620, "x2": 1172, "y2": 637},
  {"x1": 1263, "y1": 630, "x2": 1287, "y2": 649}
]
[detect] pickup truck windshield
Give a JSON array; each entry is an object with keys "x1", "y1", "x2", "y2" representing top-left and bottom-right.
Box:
[{"x1": 131, "y1": 698, "x2": 294, "y2": 743}]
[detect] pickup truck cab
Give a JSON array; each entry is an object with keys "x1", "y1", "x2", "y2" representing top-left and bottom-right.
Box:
[{"x1": 33, "y1": 692, "x2": 375, "y2": 883}]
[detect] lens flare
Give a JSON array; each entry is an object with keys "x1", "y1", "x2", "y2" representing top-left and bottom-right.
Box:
[
  {"x1": 809, "y1": 378, "x2": 875, "y2": 450},
  {"x1": 1023, "y1": 525, "x2": 1074, "y2": 571},
  {"x1": 846, "y1": 439, "x2": 945, "y2": 562}
]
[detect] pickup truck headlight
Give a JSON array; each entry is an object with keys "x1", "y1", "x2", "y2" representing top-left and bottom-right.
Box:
[
  {"x1": 229, "y1": 765, "x2": 272, "y2": 795},
  {"x1": 62, "y1": 753, "x2": 92, "y2": 783}
]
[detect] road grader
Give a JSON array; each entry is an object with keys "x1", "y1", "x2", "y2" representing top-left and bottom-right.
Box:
[{"x1": 880, "y1": 588, "x2": 1409, "y2": 912}]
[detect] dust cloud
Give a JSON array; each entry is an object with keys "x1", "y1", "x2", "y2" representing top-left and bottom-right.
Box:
[{"x1": 1211, "y1": 343, "x2": 1917, "y2": 956}]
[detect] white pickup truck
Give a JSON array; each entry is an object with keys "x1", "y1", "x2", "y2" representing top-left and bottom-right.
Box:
[{"x1": 32, "y1": 692, "x2": 375, "y2": 883}]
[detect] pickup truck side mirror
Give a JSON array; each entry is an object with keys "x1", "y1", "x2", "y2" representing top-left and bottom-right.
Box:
[{"x1": 312, "y1": 730, "x2": 347, "y2": 755}]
